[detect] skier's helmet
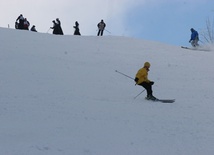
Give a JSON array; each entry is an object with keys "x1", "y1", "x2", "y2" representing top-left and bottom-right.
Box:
[{"x1": 144, "y1": 62, "x2": 150, "y2": 68}]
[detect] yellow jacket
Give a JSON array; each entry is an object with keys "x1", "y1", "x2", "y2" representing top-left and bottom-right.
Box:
[{"x1": 135, "y1": 67, "x2": 150, "y2": 84}]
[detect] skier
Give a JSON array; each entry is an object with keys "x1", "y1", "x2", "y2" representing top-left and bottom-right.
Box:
[
  {"x1": 97, "y1": 19, "x2": 106, "y2": 36},
  {"x1": 189, "y1": 28, "x2": 199, "y2": 47},
  {"x1": 134, "y1": 62, "x2": 156, "y2": 100},
  {"x1": 73, "y1": 21, "x2": 81, "y2": 35}
]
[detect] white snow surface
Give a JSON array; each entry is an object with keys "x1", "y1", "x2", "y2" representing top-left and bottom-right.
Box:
[{"x1": 0, "y1": 28, "x2": 214, "y2": 155}]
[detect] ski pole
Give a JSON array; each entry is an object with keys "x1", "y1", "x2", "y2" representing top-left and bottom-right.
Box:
[
  {"x1": 134, "y1": 89, "x2": 145, "y2": 99},
  {"x1": 115, "y1": 70, "x2": 134, "y2": 80},
  {"x1": 115, "y1": 70, "x2": 146, "y2": 99},
  {"x1": 105, "y1": 29, "x2": 111, "y2": 34},
  {"x1": 46, "y1": 28, "x2": 51, "y2": 33}
]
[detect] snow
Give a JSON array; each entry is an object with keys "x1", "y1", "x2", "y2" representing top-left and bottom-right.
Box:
[{"x1": 0, "y1": 27, "x2": 214, "y2": 155}]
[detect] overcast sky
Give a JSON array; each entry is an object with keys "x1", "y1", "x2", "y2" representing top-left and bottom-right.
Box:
[{"x1": 1, "y1": 0, "x2": 214, "y2": 46}]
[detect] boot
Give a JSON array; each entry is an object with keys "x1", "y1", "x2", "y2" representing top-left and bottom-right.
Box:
[{"x1": 145, "y1": 95, "x2": 157, "y2": 101}]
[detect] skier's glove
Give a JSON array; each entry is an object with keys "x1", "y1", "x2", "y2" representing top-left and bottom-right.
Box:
[
  {"x1": 150, "y1": 81, "x2": 154, "y2": 85},
  {"x1": 134, "y1": 78, "x2": 139, "y2": 84}
]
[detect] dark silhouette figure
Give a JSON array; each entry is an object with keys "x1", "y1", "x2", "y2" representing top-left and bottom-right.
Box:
[
  {"x1": 50, "y1": 19, "x2": 63, "y2": 35},
  {"x1": 73, "y1": 21, "x2": 81, "y2": 35},
  {"x1": 30, "y1": 25, "x2": 37, "y2": 32},
  {"x1": 56, "y1": 18, "x2": 64, "y2": 35},
  {"x1": 23, "y1": 18, "x2": 30, "y2": 30},
  {"x1": 16, "y1": 14, "x2": 24, "y2": 29},
  {"x1": 97, "y1": 19, "x2": 106, "y2": 36},
  {"x1": 50, "y1": 20, "x2": 58, "y2": 34}
]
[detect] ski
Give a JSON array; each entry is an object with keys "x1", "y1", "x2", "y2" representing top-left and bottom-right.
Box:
[
  {"x1": 156, "y1": 99, "x2": 175, "y2": 103},
  {"x1": 181, "y1": 46, "x2": 190, "y2": 49},
  {"x1": 145, "y1": 98, "x2": 175, "y2": 103},
  {"x1": 181, "y1": 46, "x2": 211, "y2": 52}
]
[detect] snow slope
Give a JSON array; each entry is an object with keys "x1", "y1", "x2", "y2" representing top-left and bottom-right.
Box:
[{"x1": 0, "y1": 28, "x2": 214, "y2": 155}]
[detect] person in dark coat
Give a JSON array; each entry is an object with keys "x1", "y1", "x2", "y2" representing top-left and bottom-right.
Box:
[
  {"x1": 30, "y1": 25, "x2": 37, "y2": 32},
  {"x1": 97, "y1": 19, "x2": 106, "y2": 36},
  {"x1": 23, "y1": 18, "x2": 30, "y2": 30},
  {"x1": 16, "y1": 14, "x2": 24, "y2": 29},
  {"x1": 50, "y1": 19, "x2": 64, "y2": 35},
  {"x1": 50, "y1": 20, "x2": 58, "y2": 34},
  {"x1": 56, "y1": 18, "x2": 64, "y2": 35},
  {"x1": 189, "y1": 28, "x2": 199, "y2": 47},
  {"x1": 73, "y1": 21, "x2": 81, "y2": 35}
]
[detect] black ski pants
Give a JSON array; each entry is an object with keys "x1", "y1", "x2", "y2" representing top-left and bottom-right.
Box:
[
  {"x1": 139, "y1": 82, "x2": 153, "y2": 96},
  {"x1": 97, "y1": 30, "x2": 104, "y2": 36}
]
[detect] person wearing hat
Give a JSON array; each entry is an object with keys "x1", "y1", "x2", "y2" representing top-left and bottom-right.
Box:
[
  {"x1": 189, "y1": 28, "x2": 199, "y2": 47},
  {"x1": 135, "y1": 62, "x2": 156, "y2": 100}
]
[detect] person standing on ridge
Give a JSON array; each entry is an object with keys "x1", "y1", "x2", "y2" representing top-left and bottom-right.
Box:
[
  {"x1": 73, "y1": 21, "x2": 81, "y2": 35},
  {"x1": 189, "y1": 28, "x2": 199, "y2": 47},
  {"x1": 97, "y1": 19, "x2": 106, "y2": 36},
  {"x1": 23, "y1": 18, "x2": 30, "y2": 30},
  {"x1": 56, "y1": 18, "x2": 64, "y2": 35},
  {"x1": 134, "y1": 62, "x2": 156, "y2": 101},
  {"x1": 16, "y1": 14, "x2": 24, "y2": 29},
  {"x1": 50, "y1": 20, "x2": 58, "y2": 34}
]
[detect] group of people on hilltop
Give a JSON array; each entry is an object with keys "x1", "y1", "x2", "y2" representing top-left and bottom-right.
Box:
[
  {"x1": 15, "y1": 14, "x2": 37, "y2": 32},
  {"x1": 72, "y1": 19, "x2": 106, "y2": 36},
  {"x1": 15, "y1": 14, "x2": 106, "y2": 36},
  {"x1": 50, "y1": 19, "x2": 106, "y2": 36}
]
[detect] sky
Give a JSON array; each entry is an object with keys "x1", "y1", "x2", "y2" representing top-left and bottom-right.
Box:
[{"x1": 1, "y1": 0, "x2": 214, "y2": 46}]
